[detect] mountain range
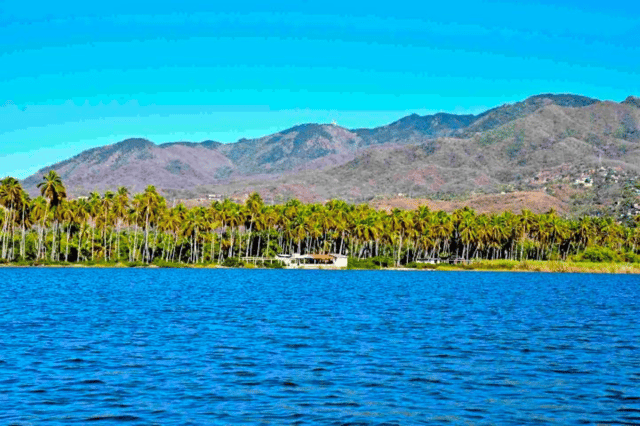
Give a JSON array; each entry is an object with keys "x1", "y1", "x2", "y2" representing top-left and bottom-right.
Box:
[{"x1": 21, "y1": 94, "x2": 640, "y2": 207}]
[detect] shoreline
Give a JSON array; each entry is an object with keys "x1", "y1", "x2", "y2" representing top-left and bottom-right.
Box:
[{"x1": 1, "y1": 260, "x2": 639, "y2": 274}]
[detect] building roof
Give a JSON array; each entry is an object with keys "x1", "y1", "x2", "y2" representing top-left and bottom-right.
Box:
[{"x1": 306, "y1": 254, "x2": 335, "y2": 261}]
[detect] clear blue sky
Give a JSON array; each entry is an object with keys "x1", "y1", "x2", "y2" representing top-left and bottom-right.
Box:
[{"x1": 1, "y1": 0, "x2": 638, "y2": 179}]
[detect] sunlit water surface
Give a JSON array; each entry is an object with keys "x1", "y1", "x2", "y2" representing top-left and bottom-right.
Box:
[{"x1": 0, "y1": 268, "x2": 638, "y2": 425}]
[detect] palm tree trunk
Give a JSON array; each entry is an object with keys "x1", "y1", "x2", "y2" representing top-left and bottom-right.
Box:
[
  {"x1": 266, "y1": 231, "x2": 272, "y2": 258},
  {"x1": 191, "y1": 234, "x2": 195, "y2": 263},
  {"x1": 64, "y1": 225, "x2": 71, "y2": 262},
  {"x1": 116, "y1": 222, "x2": 121, "y2": 262},
  {"x1": 195, "y1": 229, "x2": 199, "y2": 263},
  {"x1": 256, "y1": 234, "x2": 262, "y2": 259},
  {"x1": 172, "y1": 232, "x2": 179, "y2": 262},
  {"x1": 151, "y1": 227, "x2": 159, "y2": 262},
  {"x1": 90, "y1": 224, "x2": 95, "y2": 261},
  {"x1": 214, "y1": 230, "x2": 216, "y2": 263},
  {"x1": 77, "y1": 225, "x2": 84, "y2": 262},
  {"x1": 50, "y1": 221, "x2": 57, "y2": 261},
  {"x1": 144, "y1": 211, "x2": 150, "y2": 263},
  {"x1": 42, "y1": 225, "x2": 48, "y2": 260},
  {"x1": 245, "y1": 220, "x2": 253, "y2": 257},
  {"x1": 228, "y1": 227, "x2": 235, "y2": 258},
  {"x1": 38, "y1": 207, "x2": 48, "y2": 260},
  {"x1": 1, "y1": 209, "x2": 8, "y2": 259},
  {"x1": 132, "y1": 224, "x2": 139, "y2": 262},
  {"x1": 218, "y1": 226, "x2": 226, "y2": 261},
  {"x1": 10, "y1": 209, "x2": 16, "y2": 261}
]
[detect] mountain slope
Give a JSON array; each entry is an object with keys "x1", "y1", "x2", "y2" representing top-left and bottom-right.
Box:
[
  {"x1": 217, "y1": 124, "x2": 363, "y2": 174},
  {"x1": 354, "y1": 112, "x2": 476, "y2": 146},
  {"x1": 352, "y1": 93, "x2": 600, "y2": 146},
  {"x1": 189, "y1": 99, "x2": 640, "y2": 204},
  {"x1": 460, "y1": 93, "x2": 599, "y2": 135},
  {"x1": 21, "y1": 94, "x2": 639, "y2": 201},
  {"x1": 314, "y1": 100, "x2": 640, "y2": 196},
  {"x1": 22, "y1": 138, "x2": 235, "y2": 194}
]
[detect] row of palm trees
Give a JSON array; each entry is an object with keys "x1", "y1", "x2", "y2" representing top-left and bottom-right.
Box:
[{"x1": 1, "y1": 171, "x2": 639, "y2": 265}]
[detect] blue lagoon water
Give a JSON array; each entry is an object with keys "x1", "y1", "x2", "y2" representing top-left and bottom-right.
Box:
[{"x1": 0, "y1": 268, "x2": 638, "y2": 425}]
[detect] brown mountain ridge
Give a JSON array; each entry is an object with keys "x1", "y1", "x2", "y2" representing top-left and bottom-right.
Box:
[{"x1": 21, "y1": 94, "x2": 640, "y2": 210}]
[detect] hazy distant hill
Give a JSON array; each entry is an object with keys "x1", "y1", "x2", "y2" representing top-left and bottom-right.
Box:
[{"x1": 21, "y1": 94, "x2": 640, "y2": 205}]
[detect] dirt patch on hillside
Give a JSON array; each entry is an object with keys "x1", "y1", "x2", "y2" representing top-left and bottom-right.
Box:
[{"x1": 371, "y1": 191, "x2": 569, "y2": 214}]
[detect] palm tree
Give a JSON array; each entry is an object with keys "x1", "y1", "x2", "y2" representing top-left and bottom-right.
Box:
[
  {"x1": 244, "y1": 192, "x2": 264, "y2": 257},
  {"x1": 518, "y1": 209, "x2": 536, "y2": 260},
  {"x1": 225, "y1": 204, "x2": 244, "y2": 258},
  {"x1": 137, "y1": 186, "x2": 162, "y2": 263},
  {"x1": 99, "y1": 192, "x2": 115, "y2": 261},
  {"x1": 57, "y1": 200, "x2": 75, "y2": 262},
  {"x1": 454, "y1": 208, "x2": 477, "y2": 260},
  {"x1": 17, "y1": 189, "x2": 31, "y2": 259},
  {"x1": 388, "y1": 209, "x2": 415, "y2": 265},
  {"x1": 37, "y1": 171, "x2": 67, "y2": 208},
  {"x1": 182, "y1": 208, "x2": 205, "y2": 263},
  {"x1": 36, "y1": 170, "x2": 68, "y2": 260},
  {"x1": 86, "y1": 192, "x2": 102, "y2": 261},
  {"x1": 158, "y1": 207, "x2": 182, "y2": 262},
  {"x1": 30, "y1": 196, "x2": 48, "y2": 260},
  {"x1": 74, "y1": 199, "x2": 91, "y2": 261},
  {"x1": 259, "y1": 207, "x2": 278, "y2": 258},
  {"x1": 0, "y1": 177, "x2": 24, "y2": 260},
  {"x1": 112, "y1": 187, "x2": 130, "y2": 262}
]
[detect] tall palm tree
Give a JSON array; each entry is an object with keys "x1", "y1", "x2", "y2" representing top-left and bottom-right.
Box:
[
  {"x1": 58, "y1": 200, "x2": 75, "y2": 262},
  {"x1": 136, "y1": 186, "x2": 162, "y2": 263},
  {"x1": 112, "y1": 187, "x2": 130, "y2": 262},
  {"x1": 244, "y1": 192, "x2": 264, "y2": 257},
  {"x1": 17, "y1": 189, "x2": 31, "y2": 260},
  {"x1": 30, "y1": 196, "x2": 49, "y2": 260},
  {"x1": 0, "y1": 177, "x2": 24, "y2": 260},
  {"x1": 37, "y1": 171, "x2": 67, "y2": 208},
  {"x1": 33, "y1": 171, "x2": 67, "y2": 260},
  {"x1": 74, "y1": 199, "x2": 91, "y2": 261}
]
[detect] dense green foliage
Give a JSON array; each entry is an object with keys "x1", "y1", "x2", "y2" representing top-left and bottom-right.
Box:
[{"x1": 1, "y1": 173, "x2": 639, "y2": 267}]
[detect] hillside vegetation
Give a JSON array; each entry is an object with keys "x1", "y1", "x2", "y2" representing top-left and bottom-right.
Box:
[{"x1": 3, "y1": 173, "x2": 640, "y2": 268}]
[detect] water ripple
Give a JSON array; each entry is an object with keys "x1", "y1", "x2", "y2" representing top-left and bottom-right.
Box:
[{"x1": 0, "y1": 268, "x2": 638, "y2": 424}]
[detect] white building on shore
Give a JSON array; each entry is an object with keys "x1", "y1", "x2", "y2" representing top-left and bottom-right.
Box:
[{"x1": 276, "y1": 253, "x2": 348, "y2": 269}]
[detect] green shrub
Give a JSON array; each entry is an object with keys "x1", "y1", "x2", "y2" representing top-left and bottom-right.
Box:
[
  {"x1": 347, "y1": 257, "x2": 379, "y2": 269},
  {"x1": 257, "y1": 260, "x2": 284, "y2": 269},
  {"x1": 623, "y1": 252, "x2": 640, "y2": 263},
  {"x1": 347, "y1": 256, "x2": 396, "y2": 269},
  {"x1": 575, "y1": 246, "x2": 621, "y2": 262},
  {"x1": 371, "y1": 256, "x2": 394, "y2": 268},
  {"x1": 151, "y1": 259, "x2": 186, "y2": 268},
  {"x1": 473, "y1": 260, "x2": 518, "y2": 270},
  {"x1": 418, "y1": 263, "x2": 438, "y2": 269},
  {"x1": 222, "y1": 257, "x2": 245, "y2": 268},
  {"x1": 33, "y1": 259, "x2": 67, "y2": 267}
]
